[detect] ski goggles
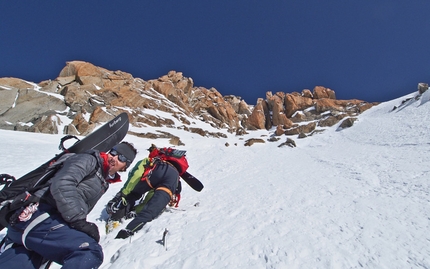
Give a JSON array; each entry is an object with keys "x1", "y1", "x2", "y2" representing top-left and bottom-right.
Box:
[{"x1": 109, "y1": 149, "x2": 131, "y2": 164}]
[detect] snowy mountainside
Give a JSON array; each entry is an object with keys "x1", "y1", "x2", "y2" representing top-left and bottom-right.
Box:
[{"x1": 0, "y1": 91, "x2": 429, "y2": 268}]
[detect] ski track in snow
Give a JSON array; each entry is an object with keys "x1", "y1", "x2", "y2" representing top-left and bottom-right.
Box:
[{"x1": 0, "y1": 92, "x2": 429, "y2": 268}]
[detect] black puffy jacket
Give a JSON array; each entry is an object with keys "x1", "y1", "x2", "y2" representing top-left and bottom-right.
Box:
[{"x1": 43, "y1": 150, "x2": 109, "y2": 223}]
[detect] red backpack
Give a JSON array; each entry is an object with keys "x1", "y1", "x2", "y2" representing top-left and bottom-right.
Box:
[{"x1": 148, "y1": 147, "x2": 189, "y2": 176}]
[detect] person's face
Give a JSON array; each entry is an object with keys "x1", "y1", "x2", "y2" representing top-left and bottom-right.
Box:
[{"x1": 107, "y1": 152, "x2": 127, "y2": 175}]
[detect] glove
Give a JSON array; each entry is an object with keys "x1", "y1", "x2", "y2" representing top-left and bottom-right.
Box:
[
  {"x1": 0, "y1": 174, "x2": 16, "y2": 186},
  {"x1": 106, "y1": 193, "x2": 127, "y2": 215},
  {"x1": 106, "y1": 200, "x2": 118, "y2": 215},
  {"x1": 70, "y1": 220, "x2": 100, "y2": 242},
  {"x1": 125, "y1": 210, "x2": 137, "y2": 220},
  {"x1": 115, "y1": 229, "x2": 134, "y2": 239}
]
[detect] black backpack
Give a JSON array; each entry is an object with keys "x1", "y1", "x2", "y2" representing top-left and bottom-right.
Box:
[{"x1": 0, "y1": 153, "x2": 76, "y2": 229}]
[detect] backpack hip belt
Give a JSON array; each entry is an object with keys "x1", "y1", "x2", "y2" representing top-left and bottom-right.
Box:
[
  {"x1": 155, "y1": 187, "x2": 173, "y2": 199},
  {"x1": 145, "y1": 178, "x2": 173, "y2": 199}
]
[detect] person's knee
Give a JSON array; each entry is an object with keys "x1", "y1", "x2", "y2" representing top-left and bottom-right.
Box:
[{"x1": 62, "y1": 242, "x2": 103, "y2": 269}]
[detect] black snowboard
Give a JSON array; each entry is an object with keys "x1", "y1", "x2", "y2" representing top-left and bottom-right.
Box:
[
  {"x1": 67, "y1": 112, "x2": 129, "y2": 153},
  {"x1": 181, "y1": 171, "x2": 204, "y2": 192},
  {"x1": 0, "y1": 112, "x2": 130, "y2": 202}
]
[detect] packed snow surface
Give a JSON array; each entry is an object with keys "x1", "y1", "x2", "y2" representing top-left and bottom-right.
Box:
[{"x1": 1, "y1": 92, "x2": 429, "y2": 268}]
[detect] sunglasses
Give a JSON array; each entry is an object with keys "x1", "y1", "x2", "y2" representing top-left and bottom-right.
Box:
[{"x1": 109, "y1": 149, "x2": 130, "y2": 164}]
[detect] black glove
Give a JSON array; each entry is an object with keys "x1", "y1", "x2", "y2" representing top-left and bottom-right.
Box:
[
  {"x1": 0, "y1": 174, "x2": 16, "y2": 186},
  {"x1": 115, "y1": 229, "x2": 134, "y2": 239},
  {"x1": 70, "y1": 220, "x2": 100, "y2": 242},
  {"x1": 106, "y1": 192, "x2": 127, "y2": 215},
  {"x1": 125, "y1": 210, "x2": 137, "y2": 220}
]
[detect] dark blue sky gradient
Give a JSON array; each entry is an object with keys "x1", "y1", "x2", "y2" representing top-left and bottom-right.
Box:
[{"x1": 1, "y1": 1, "x2": 430, "y2": 104}]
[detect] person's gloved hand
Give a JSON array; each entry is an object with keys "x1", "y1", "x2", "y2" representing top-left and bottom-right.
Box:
[
  {"x1": 0, "y1": 174, "x2": 16, "y2": 186},
  {"x1": 125, "y1": 211, "x2": 137, "y2": 220},
  {"x1": 70, "y1": 220, "x2": 100, "y2": 242},
  {"x1": 115, "y1": 229, "x2": 134, "y2": 239},
  {"x1": 106, "y1": 192, "x2": 127, "y2": 215},
  {"x1": 106, "y1": 200, "x2": 118, "y2": 215}
]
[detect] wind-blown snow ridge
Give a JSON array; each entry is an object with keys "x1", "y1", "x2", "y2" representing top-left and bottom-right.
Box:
[{"x1": 0, "y1": 91, "x2": 429, "y2": 269}]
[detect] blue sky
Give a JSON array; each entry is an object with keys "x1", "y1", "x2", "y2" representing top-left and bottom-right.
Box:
[{"x1": 1, "y1": 1, "x2": 429, "y2": 104}]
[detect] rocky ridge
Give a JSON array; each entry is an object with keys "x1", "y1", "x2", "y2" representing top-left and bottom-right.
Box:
[{"x1": 0, "y1": 61, "x2": 379, "y2": 146}]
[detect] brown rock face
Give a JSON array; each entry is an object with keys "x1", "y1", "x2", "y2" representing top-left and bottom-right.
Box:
[
  {"x1": 247, "y1": 98, "x2": 268, "y2": 130},
  {"x1": 284, "y1": 122, "x2": 317, "y2": 135},
  {"x1": 0, "y1": 60, "x2": 378, "y2": 140},
  {"x1": 314, "y1": 99, "x2": 356, "y2": 114},
  {"x1": 313, "y1": 86, "x2": 336, "y2": 99},
  {"x1": 254, "y1": 84, "x2": 378, "y2": 137},
  {"x1": 284, "y1": 93, "x2": 313, "y2": 118},
  {"x1": 58, "y1": 61, "x2": 244, "y2": 133},
  {"x1": 147, "y1": 71, "x2": 240, "y2": 130},
  {"x1": 267, "y1": 92, "x2": 291, "y2": 127},
  {"x1": 302, "y1": 89, "x2": 313, "y2": 98}
]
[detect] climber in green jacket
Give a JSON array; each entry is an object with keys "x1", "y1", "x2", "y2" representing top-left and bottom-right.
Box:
[{"x1": 105, "y1": 145, "x2": 183, "y2": 235}]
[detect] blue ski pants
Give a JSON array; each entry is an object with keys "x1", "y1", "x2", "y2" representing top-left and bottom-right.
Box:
[{"x1": 0, "y1": 203, "x2": 103, "y2": 269}]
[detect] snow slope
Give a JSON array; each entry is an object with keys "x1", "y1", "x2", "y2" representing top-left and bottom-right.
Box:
[{"x1": 0, "y1": 91, "x2": 429, "y2": 269}]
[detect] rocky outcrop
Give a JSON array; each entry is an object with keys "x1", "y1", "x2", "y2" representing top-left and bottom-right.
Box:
[
  {"x1": 0, "y1": 61, "x2": 246, "y2": 135},
  {"x1": 0, "y1": 60, "x2": 379, "y2": 142},
  {"x1": 0, "y1": 78, "x2": 67, "y2": 132},
  {"x1": 244, "y1": 86, "x2": 378, "y2": 137},
  {"x1": 247, "y1": 98, "x2": 269, "y2": 130}
]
